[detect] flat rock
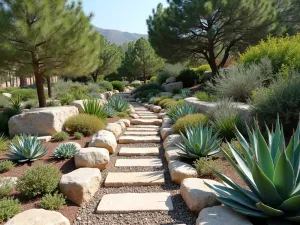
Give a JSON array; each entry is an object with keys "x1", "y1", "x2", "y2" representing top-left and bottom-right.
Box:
[
  {"x1": 104, "y1": 171, "x2": 165, "y2": 187},
  {"x1": 124, "y1": 131, "x2": 158, "y2": 136},
  {"x1": 181, "y1": 178, "x2": 222, "y2": 213},
  {"x1": 126, "y1": 127, "x2": 158, "y2": 131},
  {"x1": 118, "y1": 135, "x2": 160, "y2": 144},
  {"x1": 115, "y1": 158, "x2": 162, "y2": 167},
  {"x1": 165, "y1": 146, "x2": 181, "y2": 162},
  {"x1": 139, "y1": 116, "x2": 158, "y2": 119},
  {"x1": 131, "y1": 119, "x2": 162, "y2": 126},
  {"x1": 59, "y1": 168, "x2": 101, "y2": 206},
  {"x1": 6, "y1": 209, "x2": 70, "y2": 225},
  {"x1": 96, "y1": 192, "x2": 173, "y2": 213},
  {"x1": 132, "y1": 125, "x2": 160, "y2": 128},
  {"x1": 74, "y1": 147, "x2": 109, "y2": 170},
  {"x1": 119, "y1": 147, "x2": 159, "y2": 156},
  {"x1": 36, "y1": 136, "x2": 52, "y2": 142},
  {"x1": 169, "y1": 160, "x2": 198, "y2": 184},
  {"x1": 196, "y1": 206, "x2": 252, "y2": 225},
  {"x1": 89, "y1": 130, "x2": 117, "y2": 153}
]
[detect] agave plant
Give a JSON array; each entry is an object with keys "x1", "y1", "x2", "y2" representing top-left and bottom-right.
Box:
[
  {"x1": 7, "y1": 135, "x2": 48, "y2": 162},
  {"x1": 53, "y1": 143, "x2": 79, "y2": 159},
  {"x1": 176, "y1": 124, "x2": 221, "y2": 159},
  {"x1": 82, "y1": 99, "x2": 107, "y2": 119},
  {"x1": 104, "y1": 104, "x2": 116, "y2": 118},
  {"x1": 166, "y1": 104, "x2": 198, "y2": 124},
  {"x1": 108, "y1": 95, "x2": 129, "y2": 112},
  {"x1": 206, "y1": 119, "x2": 300, "y2": 224}
]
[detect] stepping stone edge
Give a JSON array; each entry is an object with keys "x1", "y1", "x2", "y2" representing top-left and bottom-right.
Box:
[{"x1": 115, "y1": 158, "x2": 163, "y2": 167}]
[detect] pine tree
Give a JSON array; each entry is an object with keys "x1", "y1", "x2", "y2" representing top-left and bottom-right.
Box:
[
  {"x1": 147, "y1": 0, "x2": 285, "y2": 77},
  {"x1": 0, "y1": 0, "x2": 100, "y2": 107}
]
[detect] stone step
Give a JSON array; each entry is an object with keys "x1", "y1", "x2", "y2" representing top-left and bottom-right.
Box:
[
  {"x1": 131, "y1": 119, "x2": 162, "y2": 126},
  {"x1": 124, "y1": 131, "x2": 159, "y2": 136},
  {"x1": 115, "y1": 158, "x2": 163, "y2": 167},
  {"x1": 119, "y1": 147, "x2": 159, "y2": 156},
  {"x1": 133, "y1": 108, "x2": 148, "y2": 111},
  {"x1": 104, "y1": 171, "x2": 165, "y2": 187},
  {"x1": 126, "y1": 127, "x2": 158, "y2": 131},
  {"x1": 96, "y1": 192, "x2": 173, "y2": 213},
  {"x1": 118, "y1": 136, "x2": 161, "y2": 144},
  {"x1": 131, "y1": 125, "x2": 160, "y2": 128},
  {"x1": 139, "y1": 116, "x2": 158, "y2": 119}
]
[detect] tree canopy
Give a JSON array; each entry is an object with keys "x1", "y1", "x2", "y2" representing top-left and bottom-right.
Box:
[
  {"x1": 0, "y1": 0, "x2": 100, "y2": 107},
  {"x1": 147, "y1": 0, "x2": 287, "y2": 76}
]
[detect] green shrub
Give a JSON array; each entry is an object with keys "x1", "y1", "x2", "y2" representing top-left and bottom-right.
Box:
[
  {"x1": 16, "y1": 164, "x2": 61, "y2": 198},
  {"x1": 208, "y1": 58, "x2": 273, "y2": 102},
  {"x1": 98, "y1": 80, "x2": 113, "y2": 91},
  {"x1": 158, "y1": 99, "x2": 173, "y2": 107},
  {"x1": 116, "y1": 112, "x2": 128, "y2": 118},
  {"x1": 173, "y1": 114, "x2": 208, "y2": 134},
  {"x1": 221, "y1": 140, "x2": 243, "y2": 160},
  {"x1": 64, "y1": 114, "x2": 105, "y2": 136},
  {"x1": 194, "y1": 92, "x2": 216, "y2": 102},
  {"x1": 130, "y1": 81, "x2": 142, "y2": 88},
  {"x1": 7, "y1": 135, "x2": 48, "y2": 163},
  {"x1": 40, "y1": 192, "x2": 66, "y2": 210},
  {"x1": 58, "y1": 93, "x2": 76, "y2": 105},
  {"x1": 23, "y1": 99, "x2": 38, "y2": 109},
  {"x1": 0, "y1": 95, "x2": 10, "y2": 108},
  {"x1": 240, "y1": 34, "x2": 300, "y2": 74},
  {"x1": 193, "y1": 64, "x2": 211, "y2": 81},
  {"x1": 82, "y1": 99, "x2": 108, "y2": 119},
  {"x1": 172, "y1": 88, "x2": 181, "y2": 95},
  {"x1": 177, "y1": 69, "x2": 198, "y2": 88},
  {"x1": 10, "y1": 89, "x2": 37, "y2": 101},
  {"x1": 0, "y1": 161, "x2": 14, "y2": 173},
  {"x1": 167, "y1": 104, "x2": 199, "y2": 124},
  {"x1": 140, "y1": 89, "x2": 161, "y2": 100},
  {"x1": 153, "y1": 96, "x2": 170, "y2": 105},
  {"x1": 193, "y1": 158, "x2": 219, "y2": 178},
  {"x1": 252, "y1": 74, "x2": 300, "y2": 131},
  {"x1": 0, "y1": 197, "x2": 21, "y2": 222},
  {"x1": 150, "y1": 76, "x2": 157, "y2": 82},
  {"x1": 0, "y1": 178, "x2": 16, "y2": 198},
  {"x1": 87, "y1": 82, "x2": 100, "y2": 93},
  {"x1": 74, "y1": 132, "x2": 84, "y2": 140},
  {"x1": 111, "y1": 81, "x2": 125, "y2": 91},
  {"x1": 132, "y1": 83, "x2": 162, "y2": 97},
  {"x1": 52, "y1": 132, "x2": 69, "y2": 142},
  {"x1": 0, "y1": 135, "x2": 7, "y2": 151}
]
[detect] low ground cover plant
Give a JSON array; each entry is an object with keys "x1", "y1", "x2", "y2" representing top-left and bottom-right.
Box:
[
  {"x1": 74, "y1": 132, "x2": 84, "y2": 140},
  {"x1": 40, "y1": 192, "x2": 66, "y2": 210},
  {"x1": 173, "y1": 114, "x2": 208, "y2": 134},
  {"x1": 0, "y1": 160, "x2": 14, "y2": 173},
  {"x1": 194, "y1": 91, "x2": 216, "y2": 102},
  {"x1": 193, "y1": 158, "x2": 219, "y2": 178},
  {"x1": 52, "y1": 131, "x2": 69, "y2": 142},
  {"x1": 0, "y1": 197, "x2": 21, "y2": 222}
]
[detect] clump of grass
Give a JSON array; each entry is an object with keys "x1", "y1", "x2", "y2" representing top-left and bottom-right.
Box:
[
  {"x1": 73, "y1": 132, "x2": 84, "y2": 140},
  {"x1": 0, "y1": 197, "x2": 21, "y2": 222},
  {"x1": 116, "y1": 112, "x2": 128, "y2": 118},
  {"x1": 40, "y1": 192, "x2": 66, "y2": 210},
  {"x1": 52, "y1": 131, "x2": 69, "y2": 142},
  {"x1": 0, "y1": 161, "x2": 15, "y2": 173},
  {"x1": 193, "y1": 158, "x2": 219, "y2": 178}
]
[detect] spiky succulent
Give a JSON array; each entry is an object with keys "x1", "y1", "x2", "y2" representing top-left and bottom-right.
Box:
[
  {"x1": 7, "y1": 135, "x2": 48, "y2": 162},
  {"x1": 53, "y1": 143, "x2": 79, "y2": 159},
  {"x1": 206, "y1": 119, "x2": 300, "y2": 224},
  {"x1": 104, "y1": 104, "x2": 116, "y2": 118},
  {"x1": 108, "y1": 95, "x2": 129, "y2": 112},
  {"x1": 166, "y1": 104, "x2": 198, "y2": 124},
  {"x1": 176, "y1": 124, "x2": 221, "y2": 159}
]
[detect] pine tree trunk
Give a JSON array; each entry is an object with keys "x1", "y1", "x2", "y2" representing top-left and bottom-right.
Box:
[
  {"x1": 47, "y1": 76, "x2": 52, "y2": 98},
  {"x1": 20, "y1": 77, "x2": 27, "y2": 87},
  {"x1": 35, "y1": 72, "x2": 46, "y2": 107}
]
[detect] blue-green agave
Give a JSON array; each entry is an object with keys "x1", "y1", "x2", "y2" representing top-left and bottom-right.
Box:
[
  {"x1": 108, "y1": 95, "x2": 129, "y2": 112},
  {"x1": 53, "y1": 143, "x2": 79, "y2": 159},
  {"x1": 176, "y1": 124, "x2": 221, "y2": 159},
  {"x1": 206, "y1": 119, "x2": 300, "y2": 224},
  {"x1": 166, "y1": 104, "x2": 198, "y2": 124},
  {"x1": 7, "y1": 135, "x2": 48, "y2": 162}
]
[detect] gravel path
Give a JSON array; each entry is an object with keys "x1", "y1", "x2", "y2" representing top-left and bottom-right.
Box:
[{"x1": 73, "y1": 103, "x2": 197, "y2": 225}]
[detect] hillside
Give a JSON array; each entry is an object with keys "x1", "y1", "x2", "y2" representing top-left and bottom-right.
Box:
[{"x1": 94, "y1": 27, "x2": 148, "y2": 45}]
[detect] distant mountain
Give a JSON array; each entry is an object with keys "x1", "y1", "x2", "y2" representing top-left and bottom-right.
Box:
[{"x1": 94, "y1": 27, "x2": 148, "y2": 45}]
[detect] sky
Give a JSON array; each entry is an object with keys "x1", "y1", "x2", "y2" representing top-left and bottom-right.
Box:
[{"x1": 80, "y1": 0, "x2": 165, "y2": 34}]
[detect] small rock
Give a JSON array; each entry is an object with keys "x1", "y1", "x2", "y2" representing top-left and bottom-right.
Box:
[
  {"x1": 163, "y1": 134, "x2": 182, "y2": 150},
  {"x1": 153, "y1": 106, "x2": 162, "y2": 113},
  {"x1": 117, "y1": 121, "x2": 126, "y2": 130},
  {"x1": 130, "y1": 113, "x2": 139, "y2": 119},
  {"x1": 119, "y1": 119, "x2": 130, "y2": 127},
  {"x1": 168, "y1": 160, "x2": 198, "y2": 184},
  {"x1": 160, "y1": 127, "x2": 174, "y2": 140},
  {"x1": 74, "y1": 147, "x2": 109, "y2": 170},
  {"x1": 105, "y1": 123, "x2": 122, "y2": 137},
  {"x1": 89, "y1": 130, "x2": 117, "y2": 153}
]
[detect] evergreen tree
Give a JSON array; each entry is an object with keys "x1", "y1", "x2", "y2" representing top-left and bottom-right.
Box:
[
  {"x1": 0, "y1": 0, "x2": 100, "y2": 107},
  {"x1": 147, "y1": 0, "x2": 285, "y2": 77},
  {"x1": 90, "y1": 36, "x2": 123, "y2": 82}
]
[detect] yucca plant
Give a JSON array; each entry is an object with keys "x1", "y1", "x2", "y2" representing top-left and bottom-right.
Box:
[
  {"x1": 176, "y1": 124, "x2": 221, "y2": 159},
  {"x1": 53, "y1": 143, "x2": 79, "y2": 159},
  {"x1": 206, "y1": 119, "x2": 300, "y2": 224},
  {"x1": 166, "y1": 104, "x2": 198, "y2": 124},
  {"x1": 10, "y1": 95, "x2": 21, "y2": 111},
  {"x1": 82, "y1": 99, "x2": 108, "y2": 119},
  {"x1": 7, "y1": 135, "x2": 48, "y2": 162},
  {"x1": 108, "y1": 95, "x2": 129, "y2": 112}
]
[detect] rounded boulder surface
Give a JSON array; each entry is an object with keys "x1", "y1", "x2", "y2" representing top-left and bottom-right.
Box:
[
  {"x1": 74, "y1": 147, "x2": 109, "y2": 170},
  {"x1": 88, "y1": 130, "x2": 117, "y2": 153}
]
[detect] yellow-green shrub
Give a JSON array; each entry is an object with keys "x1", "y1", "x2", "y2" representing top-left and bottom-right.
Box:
[
  {"x1": 158, "y1": 99, "x2": 173, "y2": 107},
  {"x1": 173, "y1": 113, "x2": 208, "y2": 133}
]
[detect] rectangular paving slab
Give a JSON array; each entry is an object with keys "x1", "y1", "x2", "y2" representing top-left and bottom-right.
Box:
[
  {"x1": 115, "y1": 158, "x2": 163, "y2": 167},
  {"x1": 118, "y1": 136, "x2": 161, "y2": 144},
  {"x1": 124, "y1": 131, "x2": 159, "y2": 136},
  {"x1": 139, "y1": 116, "x2": 158, "y2": 119},
  {"x1": 119, "y1": 147, "x2": 159, "y2": 156},
  {"x1": 131, "y1": 125, "x2": 160, "y2": 128},
  {"x1": 131, "y1": 119, "x2": 162, "y2": 125},
  {"x1": 104, "y1": 171, "x2": 165, "y2": 187},
  {"x1": 96, "y1": 192, "x2": 173, "y2": 213},
  {"x1": 126, "y1": 127, "x2": 158, "y2": 131}
]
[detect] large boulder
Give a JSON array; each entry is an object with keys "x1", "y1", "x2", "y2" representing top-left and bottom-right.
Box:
[
  {"x1": 163, "y1": 134, "x2": 182, "y2": 150},
  {"x1": 70, "y1": 99, "x2": 105, "y2": 112},
  {"x1": 105, "y1": 123, "x2": 122, "y2": 137},
  {"x1": 6, "y1": 209, "x2": 70, "y2": 225},
  {"x1": 153, "y1": 106, "x2": 162, "y2": 113},
  {"x1": 168, "y1": 160, "x2": 198, "y2": 184},
  {"x1": 89, "y1": 130, "x2": 117, "y2": 153},
  {"x1": 180, "y1": 178, "x2": 222, "y2": 213},
  {"x1": 165, "y1": 146, "x2": 181, "y2": 162},
  {"x1": 196, "y1": 206, "x2": 252, "y2": 225},
  {"x1": 59, "y1": 168, "x2": 101, "y2": 206},
  {"x1": 8, "y1": 106, "x2": 78, "y2": 136},
  {"x1": 162, "y1": 82, "x2": 183, "y2": 93},
  {"x1": 74, "y1": 147, "x2": 109, "y2": 170},
  {"x1": 160, "y1": 127, "x2": 174, "y2": 140}
]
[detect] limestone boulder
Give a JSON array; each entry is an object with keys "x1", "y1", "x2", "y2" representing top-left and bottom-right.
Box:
[
  {"x1": 163, "y1": 134, "x2": 182, "y2": 150},
  {"x1": 160, "y1": 127, "x2": 174, "y2": 140},
  {"x1": 153, "y1": 106, "x2": 162, "y2": 113},
  {"x1": 117, "y1": 121, "x2": 126, "y2": 130},
  {"x1": 119, "y1": 119, "x2": 130, "y2": 127},
  {"x1": 166, "y1": 77, "x2": 176, "y2": 84},
  {"x1": 70, "y1": 99, "x2": 105, "y2": 112},
  {"x1": 165, "y1": 146, "x2": 181, "y2": 162},
  {"x1": 8, "y1": 106, "x2": 78, "y2": 136},
  {"x1": 74, "y1": 147, "x2": 109, "y2": 170},
  {"x1": 168, "y1": 160, "x2": 198, "y2": 184},
  {"x1": 130, "y1": 113, "x2": 139, "y2": 119},
  {"x1": 59, "y1": 168, "x2": 101, "y2": 206},
  {"x1": 196, "y1": 206, "x2": 252, "y2": 225},
  {"x1": 89, "y1": 130, "x2": 117, "y2": 153},
  {"x1": 163, "y1": 117, "x2": 172, "y2": 124},
  {"x1": 6, "y1": 209, "x2": 70, "y2": 225},
  {"x1": 105, "y1": 123, "x2": 122, "y2": 137},
  {"x1": 158, "y1": 113, "x2": 167, "y2": 119},
  {"x1": 180, "y1": 178, "x2": 222, "y2": 213},
  {"x1": 162, "y1": 82, "x2": 183, "y2": 93}
]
